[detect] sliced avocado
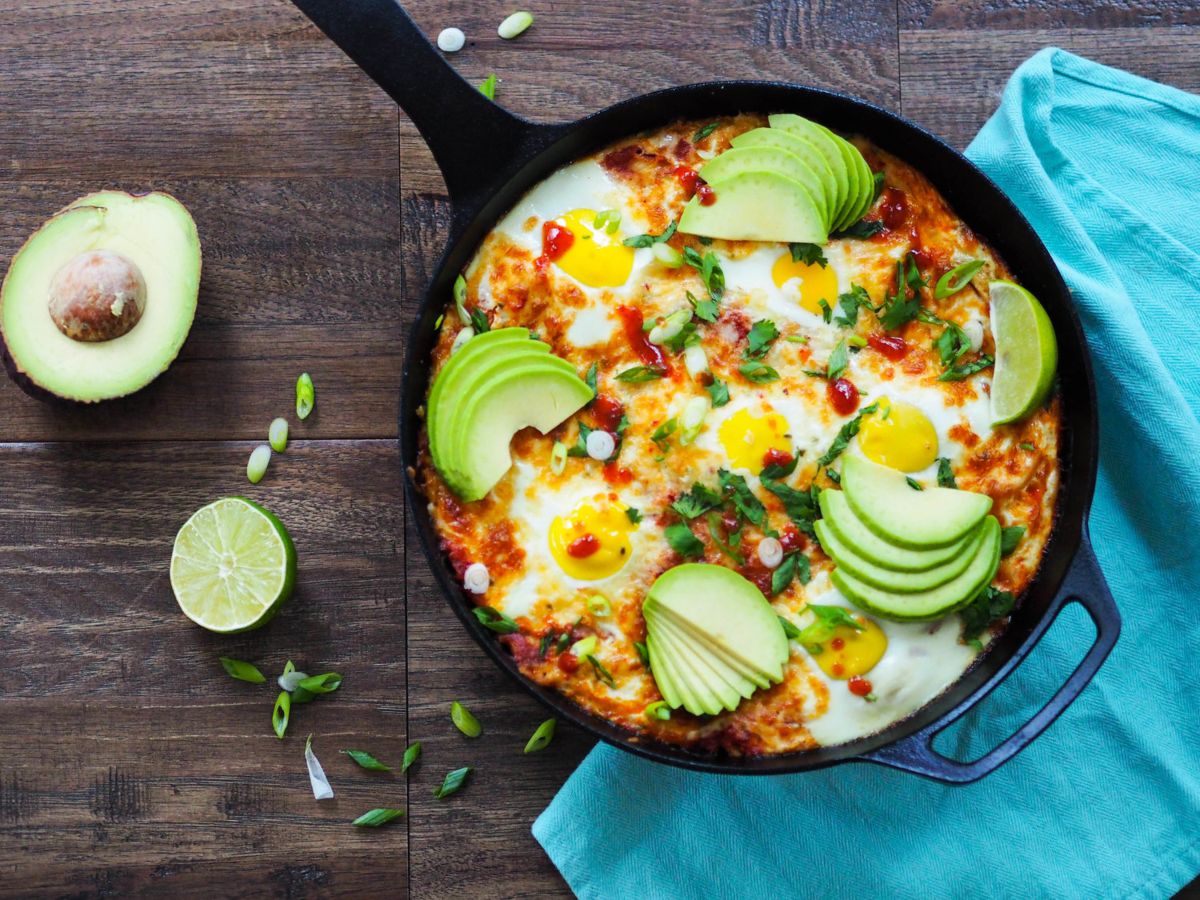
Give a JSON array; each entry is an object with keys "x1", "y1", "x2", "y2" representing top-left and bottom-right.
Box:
[
  {"x1": 677, "y1": 171, "x2": 826, "y2": 243},
  {"x1": 648, "y1": 600, "x2": 774, "y2": 689},
  {"x1": 842, "y1": 455, "x2": 993, "y2": 549},
  {"x1": 427, "y1": 327, "x2": 548, "y2": 469},
  {"x1": 731, "y1": 127, "x2": 840, "y2": 194},
  {"x1": 820, "y1": 490, "x2": 973, "y2": 571},
  {"x1": 698, "y1": 146, "x2": 831, "y2": 231},
  {"x1": 646, "y1": 605, "x2": 758, "y2": 701},
  {"x1": 0, "y1": 191, "x2": 200, "y2": 403},
  {"x1": 439, "y1": 357, "x2": 592, "y2": 500},
  {"x1": 768, "y1": 114, "x2": 850, "y2": 226},
  {"x1": 645, "y1": 631, "x2": 695, "y2": 713},
  {"x1": 649, "y1": 619, "x2": 730, "y2": 715},
  {"x1": 812, "y1": 123, "x2": 875, "y2": 231},
  {"x1": 833, "y1": 517, "x2": 1001, "y2": 620},
  {"x1": 643, "y1": 564, "x2": 788, "y2": 683},
  {"x1": 816, "y1": 516, "x2": 984, "y2": 593}
]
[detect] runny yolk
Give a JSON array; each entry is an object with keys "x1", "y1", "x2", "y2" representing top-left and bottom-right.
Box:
[
  {"x1": 552, "y1": 208, "x2": 635, "y2": 288},
  {"x1": 717, "y1": 408, "x2": 791, "y2": 474},
  {"x1": 857, "y1": 396, "x2": 940, "y2": 473},
  {"x1": 548, "y1": 495, "x2": 635, "y2": 581},
  {"x1": 810, "y1": 617, "x2": 888, "y2": 680},
  {"x1": 772, "y1": 251, "x2": 839, "y2": 317}
]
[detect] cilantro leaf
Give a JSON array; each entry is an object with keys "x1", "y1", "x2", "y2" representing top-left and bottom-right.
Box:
[
  {"x1": 665, "y1": 522, "x2": 704, "y2": 558},
  {"x1": 706, "y1": 379, "x2": 731, "y2": 407},
  {"x1": 960, "y1": 586, "x2": 1016, "y2": 642},
  {"x1": 797, "y1": 604, "x2": 863, "y2": 652},
  {"x1": 818, "y1": 298, "x2": 833, "y2": 324},
  {"x1": 826, "y1": 338, "x2": 849, "y2": 382},
  {"x1": 936, "y1": 457, "x2": 957, "y2": 489},
  {"x1": 651, "y1": 417, "x2": 678, "y2": 451},
  {"x1": 687, "y1": 290, "x2": 719, "y2": 323},
  {"x1": 671, "y1": 483, "x2": 722, "y2": 519},
  {"x1": 625, "y1": 507, "x2": 642, "y2": 524},
  {"x1": 1000, "y1": 525, "x2": 1026, "y2": 556},
  {"x1": 832, "y1": 219, "x2": 885, "y2": 240},
  {"x1": 745, "y1": 319, "x2": 779, "y2": 359},
  {"x1": 876, "y1": 254, "x2": 925, "y2": 330},
  {"x1": 469, "y1": 307, "x2": 491, "y2": 333},
  {"x1": 939, "y1": 355, "x2": 994, "y2": 382},
  {"x1": 789, "y1": 243, "x2": 828, "y2": 267},
  {"x1": 706, "y1": 512, "x2": 745, "y2": 565},
  {"x1": 761, "y1": 478, "x2": 820, "y2": 536},
  {"x1": 683, "y1": 247, "x2": 725, "y2": 302},
  {"x1": 584, "y1": 362, "x2": 599, "y2": 398},
  {"x1": 761, "y1": 453, "x2": 799, "y2": 480},
  {"x1": 770, "y1": 552, "x2": 811, "y2": 595},
  {"x1": 834, "y1": 284, "x2": 871, "y2": 327},
  {"x1": 778, "y1": 615, "x2": 802, "y2": 640},
  {"x1": 566, "y1": 422, "x2": 594, "y2": 457},
  {"x1": 718, "y1": 469, "x2": 767, "y2": 526},
  {"x1": 934, "y1": 321, "x2": 970, "y2": 368},
  {"x1": 817, "y1": 402, "x2": 879, "y2": 466}
]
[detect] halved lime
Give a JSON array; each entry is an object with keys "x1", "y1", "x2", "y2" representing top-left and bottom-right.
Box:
[
  {"x1": 989, "y1": 280, "x2": 1058, "y2": 425},
  {"x1": 170, "y1": 497, "x2": 296, "y2": 633}
]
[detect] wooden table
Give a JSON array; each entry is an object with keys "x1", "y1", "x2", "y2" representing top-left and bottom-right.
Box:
[{"x1": 0, "y1": 1, "x2": 1196, "y2": 896}]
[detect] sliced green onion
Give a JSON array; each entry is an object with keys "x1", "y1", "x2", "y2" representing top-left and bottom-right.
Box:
[
  {"x1": 272, "y1": 691, "x2": 291, "y2": 739},
  {"x1": 454, "y1": 274, "x2": 470, "y2": 323},
  {"x1": 478, "y1": 73, "x2": 498, "y2": 101},
  {"x1": 593, "y1": 209, "x2": 621, "y2": 234},
  {"x1": 848, "y1": 335, "x2": 867, "y2": 348},
  {"x1": 433, "y1": 313, "x2": 444, "y2": 329},
  {"x1": 219, "y1": 657, "x2": 266, "y2": 683},
  {"x1": 296, "y1": 373, "x2": 315, "y2": 420},
  {"x1": 644, "y1": 700, "x2": 671, "y2": 721},
  {"x1": 497, "y1": 10, "x2": 533, "y2": 39},
  {"x1": 934, "y1": 259, "x2": 985, "y2": 299},
  {"x1": 246, "y1": 445, "x2": 271, "y2": 484},
  {"x1": 297, "y1": 673, "x2": 342, "y2": 694},
  {"x1": 450, "y1": 325, "x2": 475, "y2": 354},
  {"x1": 550, "y1": 440, "x2": 568, "y2": 475},
  {"x1": 651, "y1": 242, "x2": 684, "y2": 268},
  {"x1": 570, "y1": 635, "x2": 597, "y2": 658},
  {"x1": 352, "y1": 808, "x2": 405, "y2": 828},
  {"x1": 683, "y1": 344, "x2": 709, "y2": 380},
  {"x1": 401, "y1": 741, "x2": 422, "y2": 773},
  {"x1": 434, "y1": 767, "x2": 472, "y2": 799},
  {"x1": 450, "y1": 700, "x2": 482, "y2": 738},
  {"x1": 785, "y1": 334, "x2": 809, "y2": 344},
  {"x1": 648, "y1": 308, "x2": 692, "y2": 345},
  {"x1": 587, "y1": 594, "x2": 611, "y2": 616},
  {"x1": 305, "y1": 734, "x2": 334, "y2": 800},
  {"x1": 269, "y1": 417, "x2": 289, "y2": 453},
  {"x1": 342, "y1": 749, "x2": 391, "y2": 772},
  {"x1": 679, "y1": 395, "x2": 709, "y2": 444},
  {"x1": 278, "y1": 660, "x2": 307, "y2": 692},
  {"x1": 524, "y1": 718, "x2": 557, "y2": 753}
]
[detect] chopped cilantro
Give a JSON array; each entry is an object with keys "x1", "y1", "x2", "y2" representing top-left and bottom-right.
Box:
[
  {"x1": 797, "y1": 604, "x2": 863, "y2": 653},
  {"x1": 761, "y1": 452, "x2": 799, "y2": 480},
  {"x1": 827, "y1": 338, "x2": 850, "y2": 381},
  {"x1": 1000, "y1": 525, "x2": 1026, "y2": 556},
  {"x1": 817, "y1": 402, "x2": 879, "y2": 466},
  {"x1": 683, "y1": 246, "x2": 725, "y2": 302},
  {"x1": 706, "y1": 379, "x2": 731, "y2": 407},
  {"x1": 623, "y1": 220, "x2": 677, "y2": 248},
  {"x1": 960, "y1": 586, "x2": 1016, "y2": 642},
  {"x1": 745, "y1": 319, "x2": 780, "y2": 359},
  {"x1": 706, "y1": 512, "x2": 745, "y2": 565},
  {"x1": 818, "y1": 298, "x2": 833, "y2": 323},
  {"x1": 738, "y1": 361, "x2": 780, "y2": 383},
  {"x1": 651, "y1": 417, "x2": 678, "y2": 451},
  {"x1": 718, "y1": 469, "x2": 766, "y2": 526},
  {"x1": 876, "y1": 253, "x2": 924, "y2": 330},
  {"x1": 789, "y1": 243, "x2": 827, "y2": 267},
  {"x1": 584, "y1": 361, "x2": 599, "y2": 398},
  {"x1": 832, "y1": 218, "x2": 885, "y2": 240},
  {"x1": 834, "y1": 284, "x2": 871, "y2": 327},
  {"x1": 665, "y1": 522, "x2": 704, "y2": 558},
  {"x1": 687, "y1": 290, "x2": 719, "y2": 323},
  {"x1": 616, "y1": 365, "x2": 667, "y2": 383},
  {"x1": 761, "y1": 479, "x2": 820, "y2": 536},
  {"x1": 936, "y1": 457, "x2": 957, "y2": 488},
  {"x1": 939, "y1": 355, "x2": 994, "y2": 382},
  {"x1": 771, "y1": 552, "x2": 811, "y2": 595},
  {"x1": 778, "y1": 615, "x2": 802, "y2": 640},
  {"x1": 671, "y1": 483, "x2": 722, "y2": 519},
  {"x1": 625, "y1": 507, "x2": 642, "y2": 524},
  {"x1": 468, "y1": 307, "x2": 491, "y2": 333}
]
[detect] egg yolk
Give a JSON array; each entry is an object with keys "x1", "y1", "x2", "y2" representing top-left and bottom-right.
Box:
[
  {"x1": 810, "y1": 617, "x2": 888, "y2": 679},
  {"x1": 548, "y1": 495, "x2": 635, "y2": 581},
  {"x1": 857, "y1": 396, "x2": 940, "y2": 473},
  {"x1": 772, "y1": 252, "x2": 839, "y2": 317},
  {"x1": 553, "y1": 209, "x2": 635, "y2": 288},
  {"x1": 718, "y1": 408, "x2": 791, "y2": 474}
]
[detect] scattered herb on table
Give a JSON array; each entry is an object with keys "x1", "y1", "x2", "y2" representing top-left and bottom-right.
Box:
[
  {"x1": 352, "y1": 808, "x2": 406, "y2": 828},
  {"x1": 342, "y1": 750, "x2": 391, "y2": 772},
  {"x1": 450, "y1": 700, "x2": 482, "y2": 738},
  {"x1": 434, "y1": 766, "x2": 472, "y2": 799},
  {"x1": 220, "y1": 657, "x2": 265, "y2": 684},
  {"x1": 524, "y1": 718, "x2": 557, "y2": 753}
]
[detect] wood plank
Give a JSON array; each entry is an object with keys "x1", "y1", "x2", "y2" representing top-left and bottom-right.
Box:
[
  {"x1": 0, "y1": 439, "x2": 408, "y2": 897},
  {"x1": 399, "y1": 3, "x2": 901, "y2": 895},
  {"x1": 0, "y1": 177, "x2": 403, "y2": 442},
  {"x1": 899, "y1": 28, "x2": 1200, "y2": 149},
  {"x1": 901, "y1": 0, "x2": 1200, "y2": 29}
]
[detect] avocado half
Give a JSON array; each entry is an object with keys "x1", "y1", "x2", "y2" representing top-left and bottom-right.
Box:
[{"x1": 0, "y1": 191, "x2": 201, "y2": 403}]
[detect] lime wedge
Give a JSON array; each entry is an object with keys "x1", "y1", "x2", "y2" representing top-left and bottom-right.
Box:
[
  {"x1": 989, "y1": 280, "x2": 1058, "y2": 425},
  {"x1": 170, "y1": 497, "x2": 296, "y2": 633}
]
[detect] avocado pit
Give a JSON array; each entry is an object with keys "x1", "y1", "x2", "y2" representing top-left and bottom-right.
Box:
[{"x1": 48, "y1": 249, "x2": 146, "y2": 342}]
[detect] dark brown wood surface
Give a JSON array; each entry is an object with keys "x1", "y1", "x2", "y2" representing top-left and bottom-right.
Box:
[{"x1": 0, "y1": 1, "x2": 1195, "y2": 897}]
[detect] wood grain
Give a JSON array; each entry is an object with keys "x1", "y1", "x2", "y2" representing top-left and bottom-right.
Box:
[{"x1": 0, "y1": 440, "x2": 408, "y2": 897}]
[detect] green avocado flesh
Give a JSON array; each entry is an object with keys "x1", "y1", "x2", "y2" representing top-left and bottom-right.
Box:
[
  {"x1": 819, "y1": 490, "x2": 973, "y2": 571},
  {"x1": 817, "y1": 456, "x2": 1003, "y2": 620},
  {"x1": 678, "y1": 114, "x2": 876, "y2": 244},
  {"x1": 831, "y1": 516, "x2": 1001, "y2": 620},
  {"x1": 642, "y1": 564, "x2": 787, "y2": 714},
  {"x1": 0, "y1": 191, "x2": 200, "y2": 402},
  {"x1": 427, "y1": 327, "x2": 592, "y2": 501},
  {"x1": 842, "y1": 455, "x2": 993, "y2": 549}
]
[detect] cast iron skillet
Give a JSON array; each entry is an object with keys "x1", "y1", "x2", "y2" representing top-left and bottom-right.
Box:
[{"x1": 290, "y1": 0, "x2": 1121, "y2": 782}]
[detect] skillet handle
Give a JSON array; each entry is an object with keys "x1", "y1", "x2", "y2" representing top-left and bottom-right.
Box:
[
  {"x1": 855, "y1": 533, "x2": 1120, "y2": 784},
  {"x1": 288, "y1": 0, "x2": 556, "y2": 214}
]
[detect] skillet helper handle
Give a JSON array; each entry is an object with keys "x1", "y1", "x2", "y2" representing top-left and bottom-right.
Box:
[
  {"x1": 857, "y1": 533, "x2": 1120, "y2": 784},
  {"x1": 288, "y1": 0, "x2": 540, "y2": 211}
]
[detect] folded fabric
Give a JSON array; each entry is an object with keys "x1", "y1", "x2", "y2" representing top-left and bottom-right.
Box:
[{"x1": 534, "y1": 49, "x2": 1200, "y2": 900}]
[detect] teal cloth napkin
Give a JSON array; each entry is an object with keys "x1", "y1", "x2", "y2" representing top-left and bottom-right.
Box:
[{"x1": 533, "y1": 49, "x2": 1200, "y2": 899}]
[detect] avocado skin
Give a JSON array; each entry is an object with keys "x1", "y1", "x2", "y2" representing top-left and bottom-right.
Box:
[{"x1": 0, "y1": 190, "x2": 201, "y2": 405}]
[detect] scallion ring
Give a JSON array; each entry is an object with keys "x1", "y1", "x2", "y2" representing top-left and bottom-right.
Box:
[
  {"x1": 295, "y1": 372, "x2": 315, "y2": 420},
  {"x1": 550, "y1": 440, "x2": 568, "y2": 475},
  {"x1": 246, "y1": 444, "x2": 271, "y2": 484},
  {"x1": 651, "y1": 242, "x2": 684, "y2": 268},
  {"x1": 934, "y1": 259, "x2": 985, "y2": 299},
  {"x1": 644, "y1": 701, "x2": 671, "y2": 721},
  {"x1": 587, "y1": 594, "x2": 611, "y2": 616},
  {"x1": 268, "y1": 417, "x2": 288, "y2": 453},
  {"x1": 497, "y1": 10, "x2": 533, "y2": 39},
  {"x1": 648, "y1": 308, "x2": 692, "y2": 345},
  {"x1": 272, "y1": 691, "x2": 291, "y2": 739},
  {"x1": 570, "y1": 635, "x2": 597, "y2": 658},
  {"x1": 454, "y1": 274, "x2": 469, "y2": 323}
]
